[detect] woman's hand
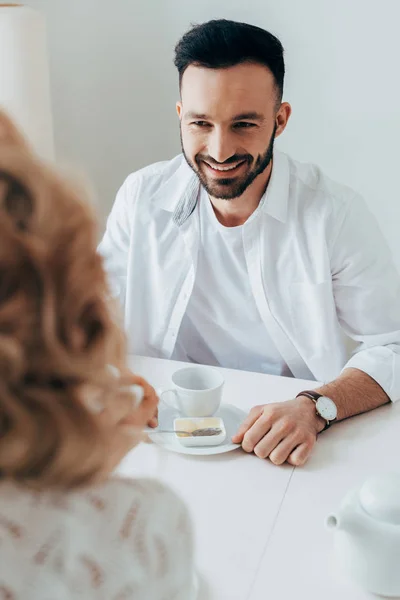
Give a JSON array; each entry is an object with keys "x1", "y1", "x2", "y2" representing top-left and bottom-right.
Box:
[
  {"x1": 83, "y1": 370, "x2": 159, "y2": 473},
  {"x1": 118, "y1": 373, "x2": 159, "y2": 429}
]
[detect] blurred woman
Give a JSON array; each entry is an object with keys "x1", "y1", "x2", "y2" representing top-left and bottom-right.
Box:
[{"x1": 0, "y1": 111, "x2": 196, "y2": 599}]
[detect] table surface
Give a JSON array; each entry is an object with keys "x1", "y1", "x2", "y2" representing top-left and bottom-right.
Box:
[{"x1": 117, "y1": 355, "x2": 400, "y2": 600}]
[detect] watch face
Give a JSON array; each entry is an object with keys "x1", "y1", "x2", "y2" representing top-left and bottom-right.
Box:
[{"x1": 316, "y1": 396, "x2": 337, "y2": 421}]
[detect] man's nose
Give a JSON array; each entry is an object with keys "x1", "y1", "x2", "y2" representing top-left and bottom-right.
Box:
[{"x1": 207, "y1": 128, "x2": 236, "y2": 164}]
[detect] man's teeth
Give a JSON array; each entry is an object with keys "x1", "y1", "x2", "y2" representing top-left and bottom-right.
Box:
[{"x1": 207, "y1": 162, "x2": 242, "y2": 171}]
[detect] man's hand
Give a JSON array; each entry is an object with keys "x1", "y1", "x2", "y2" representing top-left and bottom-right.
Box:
[{"x1": 232, "y1": 396, "x2": 326, "y2": 466}]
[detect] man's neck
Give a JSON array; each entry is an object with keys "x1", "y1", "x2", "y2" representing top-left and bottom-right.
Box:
[{"x1": 208, "y1": 161, "x2": 273, "y2": 227}]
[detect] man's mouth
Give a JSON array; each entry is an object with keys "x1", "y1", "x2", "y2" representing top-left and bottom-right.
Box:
[{"x1": 203, "y1": 159, "x2": 247, "y2": 175}]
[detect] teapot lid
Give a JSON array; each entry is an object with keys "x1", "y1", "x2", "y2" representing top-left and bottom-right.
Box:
[{"x1": 360, "y1": 473, "x2": 400, "y2": 524}]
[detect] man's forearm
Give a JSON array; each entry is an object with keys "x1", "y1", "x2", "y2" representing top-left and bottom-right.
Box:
[
  {"x1": 235, "y1": 367, "x2": 391, "y2": 466},
  {"x1": 314, "y1": 367, "x2": 390, "y2": 422}
]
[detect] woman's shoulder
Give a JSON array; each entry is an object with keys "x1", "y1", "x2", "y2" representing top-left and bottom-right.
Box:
[{"x1": 0, "y1": 476, "x2": 191, "y2": 539}]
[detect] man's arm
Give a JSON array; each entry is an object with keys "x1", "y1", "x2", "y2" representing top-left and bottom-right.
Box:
[
  {"x1": 328, "y1": 193, "x2": 400, "y2": 403},
  {"x1": 98, "y1": 176, "x2": 136, "y2": 306},
  {"x1": 314, "y1": 367, "x2": 389, "y2": 422},
  {"x1": 232, "y1": 368, "x2": 390, "y2": 467},
  {"x1": 233, "y1": 194, "x2": 400, "y2": 466}
]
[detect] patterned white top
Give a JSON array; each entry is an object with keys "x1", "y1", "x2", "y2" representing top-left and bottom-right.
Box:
[{"x1": 0, "y1": 477, "x2": 196, "y2": 599}]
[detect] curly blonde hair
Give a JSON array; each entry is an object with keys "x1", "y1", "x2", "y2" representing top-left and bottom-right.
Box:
[{"x1": 0, "y1": 111, "x2": 130, "y2": 489}]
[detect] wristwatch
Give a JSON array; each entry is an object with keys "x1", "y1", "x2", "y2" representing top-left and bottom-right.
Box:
[{"x1": 296, "y1": 390, "x2": 338, "y2": 431}]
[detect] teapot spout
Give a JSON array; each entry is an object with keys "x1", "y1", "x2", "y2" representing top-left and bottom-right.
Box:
[
  {"x1": 326, "y1": 513, "x2": 340, "y2": 530},
  {"x1": 326, "y1": 508, "x2": 355, "y2": 532}
]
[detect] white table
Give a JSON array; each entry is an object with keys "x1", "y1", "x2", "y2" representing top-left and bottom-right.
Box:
[
  {"x1": 118, "y1": 356, "x2": 400, "y2": 600},
  {"x1": 249, "y1": 401, "x2": 400, "y2": 600}
]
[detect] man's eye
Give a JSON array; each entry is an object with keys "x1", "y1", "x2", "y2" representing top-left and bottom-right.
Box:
[
  {"x1": 234, "y1": 122, "x2": 257, "y2": 129},
  {"x1": 192, "y1": 121, "x2": 210, "y2": 127}
]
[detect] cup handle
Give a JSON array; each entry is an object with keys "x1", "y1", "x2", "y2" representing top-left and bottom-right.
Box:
[{"x1": 157, "y1": 387, "x2": 179, "y2": 410}]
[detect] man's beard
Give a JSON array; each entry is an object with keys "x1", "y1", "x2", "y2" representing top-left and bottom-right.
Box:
[{"x1": 181, "y1": 124, "x2": 277, "y2": 200}]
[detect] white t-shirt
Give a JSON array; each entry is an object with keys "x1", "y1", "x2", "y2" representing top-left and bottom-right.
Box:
[
  {"x1": 173, "y1": 188, "x2": 291, "y2": 376},
  {"x1": 0, "y1": 477, "x2": 196, "y2": 600}
]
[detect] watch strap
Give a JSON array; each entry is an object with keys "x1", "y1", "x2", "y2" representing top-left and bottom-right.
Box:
[
  {"x1": 296, "y1": 390, "x2": 331, "y2": 431},
  {"x1": 296, "y1": 390, "x2": 322, "y2": 402}
]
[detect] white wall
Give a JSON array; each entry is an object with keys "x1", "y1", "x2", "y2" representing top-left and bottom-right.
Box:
[{"x1": 27, "y1": 0, "x2": 400, "y2": 269}]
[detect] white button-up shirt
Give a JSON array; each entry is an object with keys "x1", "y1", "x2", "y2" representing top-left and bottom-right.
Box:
[{"x1": 98, "y1": 151, "x2": 400, "y2": 401}]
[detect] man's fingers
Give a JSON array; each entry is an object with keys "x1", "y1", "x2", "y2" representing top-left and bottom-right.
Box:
[
  {"x1": 232, "y1": 405, "x2": 264, "y2": 443},
  {"x1": 287, "y1": 441, "x2": 314, "y2": 466},
  {"x1": 241, "y1": 416, "x2": 274, "y2": 453},
  {"x1": 252, "y1": 426, "x2": 292, "y2": 459},
  {"x1": 267, "y1": 434, "x2": 302, "y2": 465},
  {"x1": 232, "y1": 398, "x2": 318, "y2": 465}
]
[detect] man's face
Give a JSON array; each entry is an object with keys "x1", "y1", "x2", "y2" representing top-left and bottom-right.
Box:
[{"x1": 177, "y1": 62, "x2": 285, "y2": 200}]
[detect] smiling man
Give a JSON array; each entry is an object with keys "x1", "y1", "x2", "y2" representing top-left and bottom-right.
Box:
[{"x1": 99, "y1": 19, "x2": 400, "y2": 466}]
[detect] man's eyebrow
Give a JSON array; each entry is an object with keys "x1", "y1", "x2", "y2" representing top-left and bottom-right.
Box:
[
  {"x1": 184, "y1": 111, "x2": 265, "y2": 121},
  {"x1": 184, "y1": 112, "x2": 209, "y2": 120},
  {"x1": 232, "y1": 112, "x2": 265, "y2": 122}
]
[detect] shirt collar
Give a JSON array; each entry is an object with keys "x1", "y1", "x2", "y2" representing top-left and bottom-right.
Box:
[
  {"x1": 155, "y1": 150, "x2": 290, "y2": 225},
  {"x1": 260, "y1": 150, "x2": 290, "y2": 223},
  {"x1": 156, "y1": 158, "x2": 199, "y2": 211}
]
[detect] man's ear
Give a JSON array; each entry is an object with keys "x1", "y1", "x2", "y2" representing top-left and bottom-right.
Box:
[{"x1": 0, "y1": 110, "x2": 31, "y2": 151}]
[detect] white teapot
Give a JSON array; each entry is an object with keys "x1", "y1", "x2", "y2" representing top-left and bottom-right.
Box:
[{"x1": 326, "y1": 473, "x2": 400, "y2": 597}]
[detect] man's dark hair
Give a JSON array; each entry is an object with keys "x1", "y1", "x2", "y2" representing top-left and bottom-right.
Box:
[{"x1": 174, "y1": 19, "x2": 285, "y2": 102}]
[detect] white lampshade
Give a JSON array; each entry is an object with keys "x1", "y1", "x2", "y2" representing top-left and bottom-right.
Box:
[{"x1": 0, "y1": 4, "x2": 54, "y2": 160}]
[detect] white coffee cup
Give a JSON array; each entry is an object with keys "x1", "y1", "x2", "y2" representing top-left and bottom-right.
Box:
[{"x1": 159, "y1": 366, "x2": 224, "y2": 417}]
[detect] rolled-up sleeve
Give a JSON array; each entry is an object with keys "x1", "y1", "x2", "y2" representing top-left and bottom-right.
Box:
[{"x1": 330, "y1": 194, "x2": 400, "y2": 401}]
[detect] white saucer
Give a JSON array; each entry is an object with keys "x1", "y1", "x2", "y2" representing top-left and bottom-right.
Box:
[{"x1": 148, "y1": 403, "x2": 247, "y2": 456}]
